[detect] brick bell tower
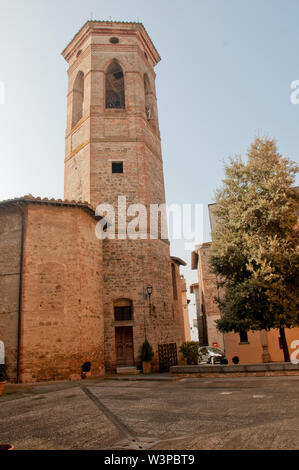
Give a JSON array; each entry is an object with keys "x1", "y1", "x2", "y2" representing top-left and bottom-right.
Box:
[{"x1": 62, "y1": 21, "x2": 185, "y2": 371}]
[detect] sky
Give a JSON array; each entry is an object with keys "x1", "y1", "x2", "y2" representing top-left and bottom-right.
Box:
[{"x1": 1, "y1": 0, "x2": 299, "y2": 336}]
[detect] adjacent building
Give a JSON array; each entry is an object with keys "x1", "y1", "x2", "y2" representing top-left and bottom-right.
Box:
[
  {"x1": 189, "y1": 283, "x2": 208, "y2": 345},
  {"x1": 180, "y1": 275, "x2": 191, "y2": 342},
  {"x1": 192, "y1": 200, "x2": 299, "y2": 364}
]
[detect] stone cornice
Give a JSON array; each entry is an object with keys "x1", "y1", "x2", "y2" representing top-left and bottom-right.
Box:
[{"x1": 62, "y1": 21, "x2": 161, "y2": 67}]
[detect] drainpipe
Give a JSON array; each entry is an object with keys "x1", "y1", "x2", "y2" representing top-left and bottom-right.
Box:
[{"x1": 16, "y1": 203, "x2": 25, "y2": 384}]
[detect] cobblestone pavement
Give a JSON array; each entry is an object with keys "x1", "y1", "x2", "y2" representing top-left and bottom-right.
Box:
[{"x1": 1, "y1": 375, "x2": 299, "y2": 450}]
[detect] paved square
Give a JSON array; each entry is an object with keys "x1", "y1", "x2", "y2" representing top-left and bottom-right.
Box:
[{"x1": 0, "y1": 376, "x2": 299, "y2": 450}]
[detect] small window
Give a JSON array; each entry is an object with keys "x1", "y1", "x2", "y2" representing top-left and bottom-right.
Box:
[
  {"x1": 114, "y1": 307, "x2": 132, "y2": 321},
  {"x1": 171, "y1": 263, "x2": 178, "y2": 300},
  {"x1": 110, "y1": 37, "x2": 119, "y2": 44},
  {"x1": 239, "y1": 330, "x2": 249, "y2": 343},
  {"x1": 112, "y1": 162, "x2": 123, "y2": 174},
  {"x1": 114, "y1": 299, "x2": 133, "y2": 321}
]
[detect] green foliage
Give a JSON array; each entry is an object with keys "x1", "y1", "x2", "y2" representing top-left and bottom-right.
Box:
[
  {"x1": 140, "y1": 339, "x2": 154, "y2": 363},
  {"x1": 232, "y1": 356, "x2": 240, "y2": 364},
  {"x1": 180, "y1": 341, "x2": 200, "y2": 365},
  {"x1": 0, "y1": 364, "x2": 8, "y2": 382},
  {"x1": 210, "y1": 137, "x2": 299, "y2": 340}
]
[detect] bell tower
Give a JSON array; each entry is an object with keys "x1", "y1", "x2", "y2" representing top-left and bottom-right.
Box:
[{"x1": 62, "y1": 21, "x2": 185, "y2": 370}]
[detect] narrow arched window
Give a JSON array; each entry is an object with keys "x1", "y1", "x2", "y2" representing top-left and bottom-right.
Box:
[
  {"x1": 105, "y1": 61, "x2": 125, "y2": 109},
  {"x1": 114, "y1": 299, "x2": 133, "y2": 321},
  {"x1": 171, "y1": 263, "x2": 178, "y2": 300},
  {"x1": 144, "y1": 74, "x2": 155, "y2": 130},
  {"x1": 72, "y1": 71, "x2": 84, "y2": 127}
]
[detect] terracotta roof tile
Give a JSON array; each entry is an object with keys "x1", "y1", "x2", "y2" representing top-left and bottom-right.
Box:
[{"x1": 0, "y1": 195, "x2": 102, "y2": 220}]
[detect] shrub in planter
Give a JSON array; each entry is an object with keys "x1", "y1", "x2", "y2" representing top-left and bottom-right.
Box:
[
  {"x1": 221, "y1": 358, "x2": 229, "y2": 365},
  {"x1": 180, "y1": 341, "x2": 200, "y2": 365},
  {"x1": 232, "y1": 356, "x2": 240, "y2": 364},
  {"x1": 140, "y1": 339, "x2": 154, "y2": 374},
  {"x1": 0, "y1": 364, "x2": 8, "y2": 396}
]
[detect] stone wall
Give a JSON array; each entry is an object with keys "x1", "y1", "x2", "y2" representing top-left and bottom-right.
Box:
[
  {"x1": 103, "y1": 238, "x2": 184, "y2": 371},
  {"x1": 0, "y1": 201, "x2": 105, "y2": 383},
  {"x1": 18, "y1": 203, "x2": 104, "y2": 382},
  {"x1": 171, "y1": 362, "x2": 299, "y2": 378}
]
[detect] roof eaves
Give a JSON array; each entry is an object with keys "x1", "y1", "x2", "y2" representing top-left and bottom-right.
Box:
[
  {"x1": 0, "y1": 195, "x2": 102, "y2": 221},
  {"x1": 171, "y1": 256, "x2": 187, "y2": 267}
]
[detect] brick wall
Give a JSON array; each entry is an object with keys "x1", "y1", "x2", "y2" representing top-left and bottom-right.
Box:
[
  {"x1": 63, "y1": 22, "x2": 186, "y2": 371},
  {"x1": 103, "y1": 238, "x2": 183, "y2": 371},
  {"x1": 15, "y1": 203, "x2": 104, "y2": 383}
]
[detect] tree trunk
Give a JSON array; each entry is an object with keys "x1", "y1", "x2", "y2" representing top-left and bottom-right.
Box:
[
  {"x1": 260, "y1": 330, "x2": 271, "y2": 363},
  {"x1": 279, "y1": 327, "x2": 290, "y2": 362}
]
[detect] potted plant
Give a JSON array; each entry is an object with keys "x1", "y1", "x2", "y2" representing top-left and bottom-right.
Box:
[
  {"x1": 140, "y1": 339, "x2": 154, "y2": 374},
  {"x1": 0, "y1": 364, "x2": 8, "y2": 396},
  {"x1": 232, "y1": 356, "x2": 240, "y2": 364}
]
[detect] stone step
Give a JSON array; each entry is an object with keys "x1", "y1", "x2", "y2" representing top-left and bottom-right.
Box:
[{"x1": 116, "y1": 366, "x2": 140, "y2": 375}]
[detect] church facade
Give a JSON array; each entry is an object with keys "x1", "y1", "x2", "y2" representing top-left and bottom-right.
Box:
[{"x1": 0, "y1": 21, "x2": 189, "y2": 382}]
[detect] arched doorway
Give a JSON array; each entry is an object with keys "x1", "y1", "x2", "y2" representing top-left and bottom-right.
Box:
[{"x1": 114, "y1": 299, "x2": 134, "y2": 367}]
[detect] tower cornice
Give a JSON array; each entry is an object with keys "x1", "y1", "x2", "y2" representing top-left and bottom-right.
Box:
[{"x1": 62, "y1": 20, "x2": 161, "y2": 66}]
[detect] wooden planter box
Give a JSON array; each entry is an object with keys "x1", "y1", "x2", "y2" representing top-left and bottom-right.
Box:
[{"x1": 142, "y1": 361, "x2": 152, "y2": 374}]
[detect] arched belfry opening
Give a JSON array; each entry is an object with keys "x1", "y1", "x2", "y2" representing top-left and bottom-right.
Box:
[
  {"x1": 144, "y1": 74, "x2": 155, "y2": 130},
  {"x1": 105, "y1": 60, "x2": 125, "y2": 109},
  {"x1": 72, "y1": 71, "x2": 84, "y2": 127}
]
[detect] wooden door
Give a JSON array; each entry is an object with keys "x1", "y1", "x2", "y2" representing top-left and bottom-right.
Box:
[{"x1": 115, "y1": 327, "x2": 134, "y2": 366}]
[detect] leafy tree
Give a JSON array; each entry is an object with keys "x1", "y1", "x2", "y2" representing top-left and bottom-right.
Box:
[{"x1": 210, "y1": 137, "x2": 299, "y2": 362}]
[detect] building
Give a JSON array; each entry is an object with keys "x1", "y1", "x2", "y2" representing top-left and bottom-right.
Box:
[
  {"x1": 0, "y1": 21, "x2": 187, "y2": 382},
  {"x1": 192, "y1": 200, "x2": 299, "y2": 364},
  {"x1": 191, "y1": 247, "x2": 224, "y2": 350},
  {"x1": 190, "y1": 282, "x2": 208, "y2": 345},
  {"x1": 180, "y1": 275, "x2": 191, "y2": 342},
  {"x1": 0, "y1": 198, "x2": 104, "y2": 382}
]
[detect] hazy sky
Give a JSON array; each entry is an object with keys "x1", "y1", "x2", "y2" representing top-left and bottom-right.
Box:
[{"x1": 1, "y1": 0, "x2": 299, "y2": 334}]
